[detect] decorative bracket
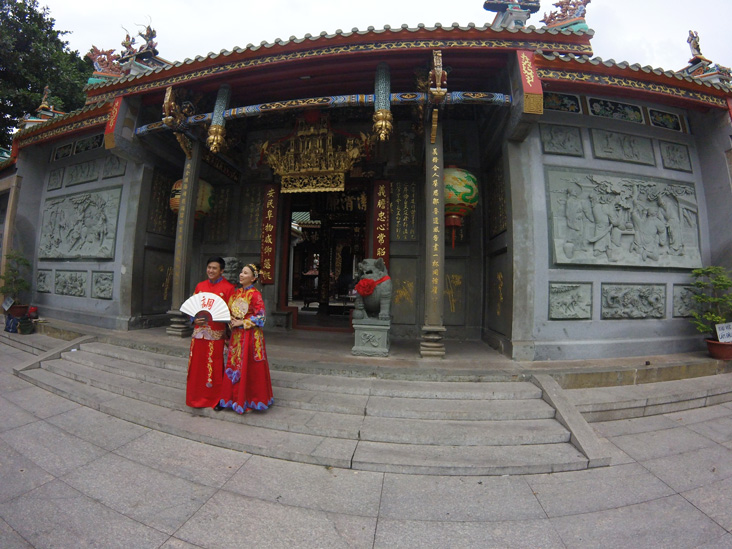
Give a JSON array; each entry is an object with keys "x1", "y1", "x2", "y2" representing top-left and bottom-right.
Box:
[
  {"x1": 428, "y1": 50, "x2": 448, "y2": 144},
  {"x1": 162, "y1": 86, "x2": 197, "y2": 159}
]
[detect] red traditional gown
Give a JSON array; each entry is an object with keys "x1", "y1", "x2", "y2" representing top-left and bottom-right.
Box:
[
  {"x1": 186, "y1": 276, "x2": 235, "y2": 408},
  {"x1": 218, "y1": 285, "x2": 274, "y2": 413}
]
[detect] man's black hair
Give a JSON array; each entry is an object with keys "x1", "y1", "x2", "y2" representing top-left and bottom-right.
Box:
[{"x1": 206, "y1": 256, "x2": 226, "y2": 270}]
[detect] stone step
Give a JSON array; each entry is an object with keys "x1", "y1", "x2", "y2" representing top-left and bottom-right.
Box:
[
  {"x1": 62, "y1": 350, "x2": 188, "y2": 389},
  {"x1": 359, "y1": 416, "x2": 570, "y2": 446},
  {"x1": 364, "y1": 395, "x2": 555, "y2": 420},
  {"x1": 364, "y1": 379, "x2": 543, "y2": 400},
  {"x1": 57, "y1": 350, "x2": 554, "y2": 422},
  {"x1": 79, "y1": 341, "x2": 189, "y2": 372},
  {"x1": 15, "y1": 368, "x2": 357, "y2": 469},
  {"x1": 38, "y1": 357, "x2": 569, "y2": 447},
  {"x1": 352, "y1": 440, "x2": 588, "y2": 475},
  {"x1": 43, "y1": 358, "x2": 184, "y2": 409},
  {"x1": 17, "y1": 365, "x2": 587, "y2": 475},
  {"x1": 0, "y1": 331, "x2": 60, "y2": 355}
]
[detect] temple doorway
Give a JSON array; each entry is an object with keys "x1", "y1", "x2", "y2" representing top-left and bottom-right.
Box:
[{"x1": 286, "y1": 187, "x2": 368, "y2": 330}]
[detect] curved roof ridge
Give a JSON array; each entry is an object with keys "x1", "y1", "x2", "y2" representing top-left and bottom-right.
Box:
[
  {"x1": 537, "y1": 52, "x2": 730, "y2": 93},
  {"x1": 82, "y1": 22, "x2": 594, "y2": 92}
]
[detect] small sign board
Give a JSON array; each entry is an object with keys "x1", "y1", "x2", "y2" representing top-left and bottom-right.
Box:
[
  {"x1": 716, "y1": 323, "x2": 732, "y2": 343},
  {"x1": 2, "y1": 296, "x2": 14, "y2": 312}
]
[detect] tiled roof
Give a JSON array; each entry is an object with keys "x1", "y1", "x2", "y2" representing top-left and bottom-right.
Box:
[
  {"x1": 536, "y1": 52, "x2": 732, "y2": 94},
  {"x1": 82, "y1": 22, "x2": 594, "y2": 92}
]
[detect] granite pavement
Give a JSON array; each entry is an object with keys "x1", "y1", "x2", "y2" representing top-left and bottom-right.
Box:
[{"x1": 2, "y1": 341, "x2": 732, "y2": 548}]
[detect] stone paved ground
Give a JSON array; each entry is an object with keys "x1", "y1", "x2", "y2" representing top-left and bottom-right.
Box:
[{"x1": 2, "y1": 341, "x2": 732, "y2": 548}]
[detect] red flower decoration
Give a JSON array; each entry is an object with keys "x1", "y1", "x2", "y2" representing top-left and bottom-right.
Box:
[{"x1": 355, "y1": 278, "x2": 377, "y2": 297}]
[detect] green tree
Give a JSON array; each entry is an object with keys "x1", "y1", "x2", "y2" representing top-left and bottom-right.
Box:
[{"x1": 0, "y1": 0, "x2": 93, "y2": 148}]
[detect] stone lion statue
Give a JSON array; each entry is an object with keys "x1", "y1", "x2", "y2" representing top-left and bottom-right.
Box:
[{"x1": 352, "y1": 258, "x2": 392, "y2": 321}]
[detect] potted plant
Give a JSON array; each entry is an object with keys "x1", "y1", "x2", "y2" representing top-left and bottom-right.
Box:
[
  {"x1": 0, "y1": 249, "x2": 32, "y2": 318},
  {"x1": 690, "y1": 266, "x2": 732, "y2": 360}
]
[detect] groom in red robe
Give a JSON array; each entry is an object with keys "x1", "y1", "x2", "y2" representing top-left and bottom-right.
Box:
[{"x1": 186, "y1": 257, "x2": 235, "y2": 408}]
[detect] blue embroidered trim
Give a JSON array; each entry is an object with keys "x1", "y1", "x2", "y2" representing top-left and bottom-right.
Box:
[
  {"x1": 218, "y1": 397, "x2": 274, "y2": 414},
  {"x1": 224, "y1": 367, "x2": 240, "y2": 384}
]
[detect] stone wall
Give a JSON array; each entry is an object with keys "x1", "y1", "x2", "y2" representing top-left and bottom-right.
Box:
[
  {"x1": 27, "y1": 130, "x2": 142, "y2": 329},
  {"x1": 524, "y1": 93, "x2": 717, "y2": 359}
]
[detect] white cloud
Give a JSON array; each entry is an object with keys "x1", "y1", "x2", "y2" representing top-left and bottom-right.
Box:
[{"x1": 42, "y1": 0, "x2": 729, "y2": 74}]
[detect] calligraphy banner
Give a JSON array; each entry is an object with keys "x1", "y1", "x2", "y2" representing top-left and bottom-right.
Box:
[
  {"x1": 372, "y1": 180, "x2": 390, "y2": 268},
  {"x1": 259, "y1": 184, "x2": 278, "y2": 284}
]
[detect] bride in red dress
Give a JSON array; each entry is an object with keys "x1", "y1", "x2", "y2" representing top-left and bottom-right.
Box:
[{"x1": 216, "y1": 264, "x2": 274, "y2": 413}]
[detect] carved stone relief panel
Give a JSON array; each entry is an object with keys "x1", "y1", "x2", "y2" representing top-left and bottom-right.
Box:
[
  {"x1": 91, "y1": 272, "x2": 114, "y2": 299},
  {"x1": 540, "y1": 124, "x2": 584, "y2": 156},
  {"x1": 37, "y1": 270, "x2": 53, "y2": 293},
  {"x1": 546, "y1": 167, "x2": 701, "y2": 268},
  {"x1": 55, "y1": 271, "x2": 87, "y2": 297},
  {"x1": 590, "y1": 129, "x2": 655, "y2": 166},
  {"x1": 660, "y1": 141, "x2": 692, "y2": 172},
  {"x1": 73, "y1": 134, "x2": 104, "y2": 154},
  {"x1": 53, "y1": 143, "x2": 73, "y2": 162},
  {"x1": 39, "y1": 187, "x2": 122, "y2": 259},
  {"x1": 64, "y1": 160, "x2": 99, "y2": 187},
  {"x1": 601, "y1": 284, "x2": 665, "y2": 319},
  {"x1": 47, "y1": 169, "x2": 63, "y2": 191},
  {"x1": 102, "y1": 155, "x2": 127, "y2": 179},
  {"x1": 549, "y1": 282, "x2": 592, "y2": 320},
  {"x1": 673, "y1": 285, "x2": 701, "y2": 317}
]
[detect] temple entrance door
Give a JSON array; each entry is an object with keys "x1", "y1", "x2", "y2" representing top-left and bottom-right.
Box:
[{"x1": 286, "y1": 188, "x2": 368, "y2": 329}]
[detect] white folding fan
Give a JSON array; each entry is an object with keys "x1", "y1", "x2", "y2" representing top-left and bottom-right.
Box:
[{"x1": 179, "y1": 292, "x2": 231, "y2": 322}]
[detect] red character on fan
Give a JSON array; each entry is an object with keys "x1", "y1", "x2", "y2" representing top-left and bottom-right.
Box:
[
  {"x1": 216, "y1": 264, "x2": 274, "y2": 414},
  {"x1": 186, "y1": 257, "x2": 235, "y2": 408}
]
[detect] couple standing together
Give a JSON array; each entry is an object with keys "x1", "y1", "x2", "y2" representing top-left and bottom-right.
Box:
[{"x1": 186, "y1": 257, "x2": 274, "y2": 414}]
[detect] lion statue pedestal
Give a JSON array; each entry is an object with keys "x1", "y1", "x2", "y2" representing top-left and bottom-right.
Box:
[{"x1": 351, "y1": 258, "x2": 392, "y2": 357}]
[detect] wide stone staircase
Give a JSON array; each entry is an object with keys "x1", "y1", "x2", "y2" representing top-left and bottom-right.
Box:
[{"x1": 11, "y1": 336, "x2": 604, "y2": 475}]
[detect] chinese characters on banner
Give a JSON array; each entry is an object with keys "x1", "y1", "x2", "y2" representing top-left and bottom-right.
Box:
[
  {"x1": 259, "y1": 184, "x2": 278, "y2": 284},
  {"x1": 429, "y1": 146, "x2": 442, "y2": 303},
  {"x1": 372, "y1": 181, "x2": 390, "y2": 268}
]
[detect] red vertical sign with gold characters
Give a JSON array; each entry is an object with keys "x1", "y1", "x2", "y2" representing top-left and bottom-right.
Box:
[
  {"x1": 104, "y1": 97, "x2": 123, "y2": 149},
  {"x1": 517, "y1": 50, "x2": 543, "y2": 115},
  {"x1": 259, "y1": 184, "x2": 278, "y2": 284},
  {"x1": 372, "y1": 180, "x2": 390, "y2": 269}
]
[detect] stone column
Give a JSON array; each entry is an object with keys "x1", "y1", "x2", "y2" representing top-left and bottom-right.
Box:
[
  {"x1": 167, "y1": 139, "x2": 203, "y2": 337},
  {"x1": 421, "y1": 114, "x2": 446, "y2": 357},
  {"x1": 0, "y1": 175, "x2": 22, "y2": 293}
]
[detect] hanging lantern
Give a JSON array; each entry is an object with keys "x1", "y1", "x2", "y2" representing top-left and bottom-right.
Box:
[
  {"x1": 443, "y1": 167, "x2": 479, "y2": 248},
  {"x1": 170, "y1": 179, "x2": 214, "y2": 220}
]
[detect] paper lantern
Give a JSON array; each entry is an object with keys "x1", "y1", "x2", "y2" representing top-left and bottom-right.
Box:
[
  {"x1": 170, "y1": 179, "x2": 214, "y2": 220},
  {"x1": 443, "y1": 167, "x2": 479, "y2": 248}
]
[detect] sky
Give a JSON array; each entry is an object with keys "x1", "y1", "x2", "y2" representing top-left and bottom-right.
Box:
[{"x1": 40, "y1": 0, "x2": 729, "y2": 74}]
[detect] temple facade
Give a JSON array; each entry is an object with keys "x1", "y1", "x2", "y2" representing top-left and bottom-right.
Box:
[{"x1": 1, "y1": 2, "x2": 731, "y2": 360}]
